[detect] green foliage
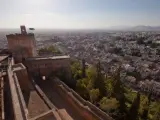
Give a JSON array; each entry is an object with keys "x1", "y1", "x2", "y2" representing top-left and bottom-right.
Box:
[
  {"x1": 86, "y1": 66, "x2": 97, "y2": 90},
  {"x1": 113, "y1": 67, "x2": 124, "y2": 96},
  {"x1": 127, "y1": 92, "x2": 140, "y2": 120},
  {"x1": 86, "y1": 66, "x2": 97, "y2": 80},
  {"x1": 139, "y1": 95, "x2": 150, "y2": 120},
  {"x1": 149, "y1": 101, "x2": 160, "y2": 120},
  {"x1": 82, "y1": 59, "x2": 86, "y2": 78},
  {"x1": 99, "y1": 97, "x2": 119, "y2": 112},
  {"x1": 89, "y1": 89, "x2": 100, "y2": 104},
  {"x1": 94, "y1": 74, "x2": 106, "y2": 97},
  {"x1": 76, "y1": 78, "x2": 89, "y2": 100},
  {"x1": 152, "y1": 103, "x2": 160, "y2": 120},
  {"x1": 125, "y1": 89, "x2": 137, "y2": 103},
  {"x1": 71, "y1": 60, "x2": 82, "y2": 80},
  {"x1": 94, "y1": 61, "x2": 106, "y2": 97},
  {"x1": 72, "y1": 59, "x2": 160, "y2": 120},
  {"x1": 141, "y1": 99, "x2": 149, "y2": 120},
  {"x1": 112, "y1": 67, "x2": 126, "y2": 113},
  {"x1": 105, "y1": 77, "x2": 114, "y2": 97},
  {"x1": 38, "y1": 45, "x2": 61, "y2": 55}
]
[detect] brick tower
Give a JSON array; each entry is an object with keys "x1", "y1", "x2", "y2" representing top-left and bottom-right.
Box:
[
  {"x1": 20, "y1": 25, "x2": 27, "y2": 35},
  {"x1": 6, "y1": 26, "x2": 37, "y2": 63}
]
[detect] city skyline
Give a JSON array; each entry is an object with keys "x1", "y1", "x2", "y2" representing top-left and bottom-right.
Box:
[{"x1": 0, "y1": 0, "x2": 160, "y2": 29}]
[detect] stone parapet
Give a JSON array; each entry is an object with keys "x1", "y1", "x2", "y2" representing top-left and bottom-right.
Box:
[
  {"x1": 55, "y1": 84, "x2": 101, "y2": 120},
  {"x1": 29, "y1": 109, "x2": 62, "y2": 120},
  {"x1": 57, "y1": 109, "x2": 73, "y2": 120},
  {"x1": 31, "y1": 79, "x2": 57, "y2": 110},
  {"x1": 53, "y1": 78, "x2": 113, "y2": 120},
  {"x1": 0, "y1": 77, "x2": 5, "y2": 120},
  {"x1": 13, "y1": 73, "x2": 29, "y2": 119},
  {"x1": 7, "y1": 64, "x2": 27, "y2": 120}
]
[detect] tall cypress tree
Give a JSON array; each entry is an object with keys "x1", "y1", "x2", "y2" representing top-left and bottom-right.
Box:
[
  {"x1": 153, "y1": 102, "x2": 160, "y2": 120},
  {"x1": 141, "y1": 102, "x2": 149, "y2": 120},
  {"x1": 127, "y1": 92, "x2": 140, "y2": 120},
  {"x1": 82, "y1": 59, "x2": 86, "y2": 78},
  {"x1": 113, "y1": 66, "x2": 126, "y2": 113},
  {"x1": 94, "y1": 61, "x2": 106, "y2": 97},
  {"x1": 113, "y1": 67, "x2": 121, "y2": 95},
  {"x1": 141, "y1": 92, "x2": 152, "y2": 120},
  {"x1": 148, "y1": 92, "x2": 152, "y2": 105}
]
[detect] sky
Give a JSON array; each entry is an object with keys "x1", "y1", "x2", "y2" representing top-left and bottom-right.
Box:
[{"x1": 0, "y1": 0, "x2": 160, "y2": 29}]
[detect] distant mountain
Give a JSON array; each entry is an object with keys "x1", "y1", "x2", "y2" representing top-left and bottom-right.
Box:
[
  {"x1": 108, "y1": 25, "x2": 160, "y2": 31},
  {"x1": 129, "y1": 26, "x2": 160, "y2": 31}
]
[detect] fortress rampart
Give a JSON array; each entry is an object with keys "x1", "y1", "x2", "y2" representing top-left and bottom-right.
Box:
[
  {"x1": 6, "y1": 33, "x2": 36, "y2": 63},
  {"x1": 53, "y1": 78, "x2": 113, "y2": 120}
]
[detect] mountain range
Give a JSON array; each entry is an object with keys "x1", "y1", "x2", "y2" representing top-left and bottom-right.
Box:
[{"x1": 108, "y1": 26, "x2": 160, "y2": 31}]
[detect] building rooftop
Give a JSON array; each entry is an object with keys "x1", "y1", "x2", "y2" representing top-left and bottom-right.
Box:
[{"x1": 26, "y1": 55, "x2": 70, "y2": 61}]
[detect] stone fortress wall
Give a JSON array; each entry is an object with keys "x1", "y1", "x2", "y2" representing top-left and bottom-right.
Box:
[
  {"x1": 8, "y1": 61, "x2": 62, "y2": 120},
  {"x1": 0, "y1": 75, "x2": 5, "y2": 120},
  {"x1": 7, "y1": 61, "x2": 28, "y2": 120},
  {"x1": 5, "y1": 26, "x2": 113, "y2": 120},
  {"x1": 53, "y1": 78, "x2": 113, "y2": 120},
  {"x1": 24, "y1": 56, "x2": 72, "y2": 84},
  {"x1": 8, "y1": 62, "x2": 113, "y2": 120},
  {"x1": 24, "y1": 56, "x2": 70, "y2": 77},
  {"x1": 12, "y1": 63, "x2": 33, "y2": 92}
]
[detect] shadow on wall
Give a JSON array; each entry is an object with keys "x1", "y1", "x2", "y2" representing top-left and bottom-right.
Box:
[
  {"x1": 52, "y1": 78, "x2": 113, "y2": 120},
  {"x1": 3, "y1": 75, "x2": 15, "y2": 120},
  {"x1": 46, "y1": 68, "x2": 76, "y2": 89}
]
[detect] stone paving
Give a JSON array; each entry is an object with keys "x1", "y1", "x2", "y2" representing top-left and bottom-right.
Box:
[
  {"x1": 27, "y1": 90, "x2": 49, "y2": 119},
  {"x1": 37, "y1": 80, "x2": 84, "y2": 120}
]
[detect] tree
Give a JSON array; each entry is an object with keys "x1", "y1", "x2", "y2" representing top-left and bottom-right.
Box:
[
  {"x1": 127, "y1": 92, "x2": 140, "y2": 120},
  {"x1": 113, "y1": 67, "x2": 122, "y2": 95},
  {"x1": 94, "y1": 61, "x2": 106, "y2": 97},
  {"x1": 86, "y1": 66, "x2": 97, "y2": 90},
  {"x1": 137, "y1": 37, "x2": 145, "y2": 45},
  {"x1": 153, "y1": 103, "x2": 160, "y2": 120},
  {"x1": 140, "y1": 93, "x2": 152, "y2": 120},
  {"x1": 148, "y1": 92, "x2": 152, "y2": 105},
  {"x1": 141, "y1": 101, "x2": 149, "y2": 120},
  {"x1": 82, "y1": 59, "x2": 86, "y2": 78},
  {"x1": 86, "y1": 66, "x2": 97, "y2": 80},
  {"x1": 38, "y1": 45, "x2": 62, "y2": 55},
  {"x1": 127, "y1": 70, "x2": 141, "y2": 84},
  {"x1": 105, "y1": 76, "x2": 114, "y2": 97},
  {"x1": 76, "y1": 78, "x2": 90, "y2": 100},
  {"x1": 71, "y1": 60, "x2": 82, "y2": 80},
  {"x1": 99, "y1": 97, "x2": 119, "y2": 113},
  {"x1": 89, "y1": 89, "x2": 100, "y2": 104},
  {"x1": 113, "y1": 66, "x2": 126, "y2": 113}
]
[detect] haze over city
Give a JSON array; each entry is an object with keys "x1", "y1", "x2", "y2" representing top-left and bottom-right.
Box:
[
  {"x1": 0, "y1": 0, "x2": 160, "y2": 120},
  {"x1": 0, "y1": 0, "x2": 160, "y2": 29}
]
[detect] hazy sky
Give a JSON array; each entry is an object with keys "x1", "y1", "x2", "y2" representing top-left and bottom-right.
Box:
[{"x1": 0, "y1": 0, "x2": 160, "y2": 29}]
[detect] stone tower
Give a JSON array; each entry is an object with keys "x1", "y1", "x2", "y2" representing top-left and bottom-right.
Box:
[
  {"x1": 6, "y1": 26, "x2": 37, "y2": 63},
  {"x1": 20, "y1": 25, "x2": 27, "y2": 35}
]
